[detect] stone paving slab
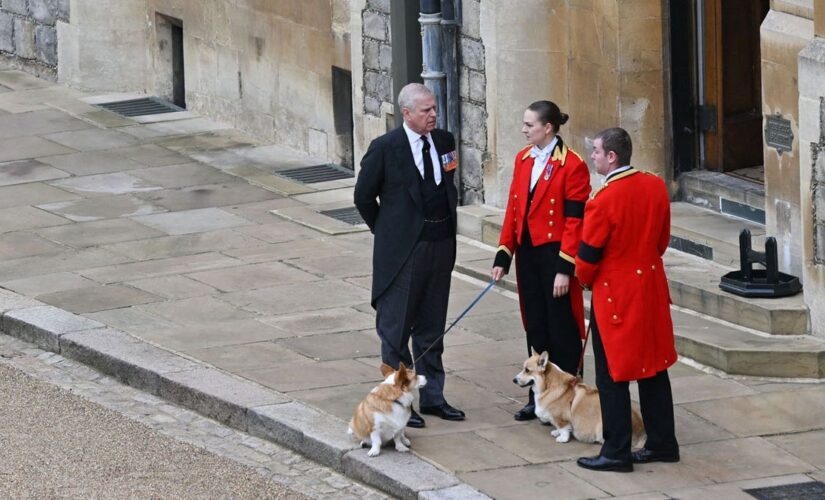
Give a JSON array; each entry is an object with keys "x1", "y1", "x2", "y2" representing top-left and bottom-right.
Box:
[
  {"x1": 79, "y1": 252, "x2": 242, "y2": 284},
  {"x1": 0, "y1": 248, "x2": 133, "y2": 282},
  {"x1": 129, "y1": 162, "x2": 237, "y2": 188},
  {"x1": 2, "y1": 304, "x2": 105, "y2": 351},
  {"x1": 0, "y1": 109, "x2": 91, "y2": 139},
  {"x1": 0, "y1": 136, "x2": 76, "y2": 162},
  {"x1": 460, "y1": 462, "x2": 607, "y2": 500},
  {"x1": 44, "y1": 128, "x2": 139, "y2": 151},
  {"x1": 184, "y1": 338, "x2": 316, "y2": 371},
  {"x1": 49, "y1": 171, "x2": 163, "y2": 196},
  {"x1": 185, "y1": 261, "x2": 320, "y2": 292},
  {"x1": 36, "y1": 284, "x2": 162, "y2": 314},
  {"x1": 132, "y1": 207, "x2": 254, "y2": 235},
  {"x1": 35, "y1": 217, "x2": 167, "y2": 247},
  {"x1": 39, "y1": 150, "x2": 148, "y2": 176},
  {"x1": 0, "y1": 159, "x2": 71, "y2": 186},
  {"x1": 124, "y1": 275, "x2": 218, "y2": 299},
  {"x1": 0, "y1": 205, "x2": 71, "y2": 233},
  {"x1": 0, "y1": 231, "x2": 65, "y2": 260},
  {"x1": 135, "y1": 182, "x2": 280, "y2": 212},
  {"x1": 0, "y1": 271, "x2": 96, "y2": 296},
  {"x1": 0, "y1": 182, "x2": 79, "y2": 209},
  {"x1": 36, "y1": 193, "x2": 168, "y2": 221},
  {"x1": 85, "y1": 307, "x2": 179, "y2": 335},
  {"x1": 103, "y1": 228, "x2": 264, "y2": 261}
]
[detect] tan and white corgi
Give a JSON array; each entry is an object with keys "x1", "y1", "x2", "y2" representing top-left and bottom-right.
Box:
[
  {"x1": 348, "y1": 362, "x2": 427, "y2": 457},
  {"x1": 514, "y1": 350, "x2": 646, "y2": 446}
]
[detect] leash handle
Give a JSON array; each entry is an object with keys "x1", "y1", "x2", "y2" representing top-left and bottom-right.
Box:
[
  {"x1": 413, "y1": 278, "x2": 496, "y2": 366},
  {"x1": 576, "y1": 321, "x2": 591, "y2": 380}
]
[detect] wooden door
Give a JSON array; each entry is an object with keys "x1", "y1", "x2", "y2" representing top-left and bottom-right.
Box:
[{"x1": 702, "y1": 0, "x2": 769, "y2": 172}]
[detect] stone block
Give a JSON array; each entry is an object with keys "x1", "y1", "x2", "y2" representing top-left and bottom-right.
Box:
[
  {"x1": 459, "y1": 69, "x2": 469, "y2": 99},
  {"x1": 461, "y1": 0, "x2": 481, "y2": 39},
  {"x1": 365, "y1": 95, "x2": 381, "y2": 116},
  {"x1": 460, "y1": 102, "x2": 487, "y2": 149},
  {"x1": 419, "y1": 484, "x2": 492, "y2": 500},
  {"x1": 35, "y1": 25, "x2": 57, "y2": 66},
  {"x1": 0, "y1": 288, "x2": 43, "y2": 314},
  {"x1": 469, "y1": 70, "x2": 486, "y2": 102},
  {"x1": 363, "y1": 38, "x2": 381, "y2": 71},
  {"x1": 460, "y1": 145, "x2": 483, "y2": 189},
  {"x1": 367, "y1": 0, "x2": 390, "y2": 14},
  {"x1": 248, "y1": 401, "x2": 358, "y2": 470},
  {"x1": 460, "y1": 37, "x2": 484, "y2": 71},
  {"x1": 342, "y1": 449, "x2": 460, "y2": 500},
  {"x1": 13, "y1": 17, "x2": 36, "y2": 59},
  {"x1": 60, "y1": 328, "x2": 200, "y2": 395},
  {"x1": 56, "y1": 0, "x2": 68, "y2": 21},
  {"x1": 28, "y1": 0, "x2": 56, "y2": 24},
  {"x1": 363, "y1": 10, "x2": 387, "y2": 41},
  {"x1": 365, "y1": 71, "x2": 392, "y2": 102},
  {"x1": 159, "y1": 367, "x2": 290, "y2": 432},
  {"x1": 1, "y1": 305, "x2": 104, "y2": 352},
  {"x1": 378, "y1": 43, "x2": 392, "y2": 71},
  {"x1": 2, "y1": 0, "x2": 28, "y2": 16},
  {"x1": 816, "y1": 145, "x2": 825, "y2": 183},
  {"x1": 0, "y1": 11, "x2": 13, "y2": 53},
  {"x1": 798, "y1": 38, "x2": 825, "y2": 100}
]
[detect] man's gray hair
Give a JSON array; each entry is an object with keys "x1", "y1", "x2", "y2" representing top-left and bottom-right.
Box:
[{"x1": 397, "y1": 83, "x2": 434, "y2": 111}]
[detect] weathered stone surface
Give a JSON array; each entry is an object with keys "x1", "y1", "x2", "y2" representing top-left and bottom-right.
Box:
[
  {"x1": 460, "y1": 38, "x2": 484, "y2": 71},
  {"x1": 159, "y1": 367, "x2": 289, "y2": 431},
  {"x1": 0, "y1": 288, "x2": 43, "y2": 313},
  {"x1": 248, "y1": 401, "x2": 358, "y2": 470},
  {"x1": 14, "y1": 17, "x2": 36, "y2": 58},
  {"x1": 2, "y1": 0, "x2": 28, "y2": 16},
  {"x1": 419, "y1": 484, "x2": 491, "y2": 500},
  {"x1": 367, "y1": 0, "x2": 390, "y2": 14},
  {"x1": 363, "y1": 11, "x2": 388, "y2": 41},
  {"x1": 28, "y1": 0, "x2": 56, "y2": 24},
  {"x1": 2, "y1": 305, "x2": 104, "y2": 351},
  {"x1": 343, "y1": 449, "x2": 460, "y2": 500},
  {"x1": 0, "y1": 12, "x2": 14, "y2": 53},
  {"x1": 60, "y1": 328, "x2": 200, "y2": 394},
  {"x1": 35, "y1": 25, "x2": 57, "y2": 66},
  {"x1": 468, "y1": 71, "x2": 486, "y2": 102},
  {"x1": 365, "y1": 71, "x2": 392, "y2": 102}
]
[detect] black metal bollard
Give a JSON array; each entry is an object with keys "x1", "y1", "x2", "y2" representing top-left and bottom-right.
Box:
[{"x1": 720, "y1": 229, "x2": 802, "y2": 298}]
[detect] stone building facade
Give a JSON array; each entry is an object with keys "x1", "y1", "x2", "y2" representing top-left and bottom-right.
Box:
[
  {"x1": 54, "y1": 0, "x2": 353, "y2": 167},
  {"x1": 0, "y1": 0, "x2": 67, "y2": 79}
]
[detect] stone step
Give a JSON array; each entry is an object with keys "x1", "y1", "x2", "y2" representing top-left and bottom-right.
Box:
[
  {"x1": 669, "y1": 201, "x2": 766, "y2": 268},
  {"x1": 678, "y1": 170, "x2": 765, "y2": 224}
]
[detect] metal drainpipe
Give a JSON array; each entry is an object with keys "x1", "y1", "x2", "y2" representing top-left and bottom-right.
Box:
[
  {"x1": 420, "y1": 0, "x2": 447, "y2": 130},
  {"x1": 441, "y1": 0, "x2": 462, "y2": 200}
]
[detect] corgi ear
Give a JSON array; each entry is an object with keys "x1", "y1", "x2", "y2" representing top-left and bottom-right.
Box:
[
  {"x1": 395, "y1": 364, "x2": 410, "y2": 386},
  {"x1": 538, "y1": 351, "x2": 549, "y2": 370},
  {"x1": 380, "y1": 363, "x2": 394, "y2": 377},
  {"x1": 398, "y1": 362, "x2": 406, "y2": 371},
  {"x1": 531, "y1": 346, "x2": 539, "y2": 357}
]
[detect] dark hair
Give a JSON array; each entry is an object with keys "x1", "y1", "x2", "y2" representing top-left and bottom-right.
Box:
[
  {"x1": 527, "y1": 100, "x2": 569, "y2": 133},
  {"x1": 595, "y1": 127, "x2": 633, "y2": 166}
]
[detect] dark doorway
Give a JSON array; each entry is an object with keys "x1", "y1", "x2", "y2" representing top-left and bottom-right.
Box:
[
  {"x1": 702, "y1": 0, "x2": 769, "y2": 172},
  {"x1": 156, "y1": 14, "x2": 186, "y2": 109},
  {"x1": 332, "y1": 66, "x2": 354, "y2": 169},
  {"x1": 669, "y1": 0, "x2": 699, "y2": 177}
]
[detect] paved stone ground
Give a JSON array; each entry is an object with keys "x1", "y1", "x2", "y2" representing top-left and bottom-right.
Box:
[
  {"x1": 1, "y1": 69, "x2": 825, "y2": 498},
  {"x1": 0, "y1": 333, "x2": 388, "y2": 499}
]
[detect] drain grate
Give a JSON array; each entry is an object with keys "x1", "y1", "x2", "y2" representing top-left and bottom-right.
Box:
[
  {"x1": 277, "y1": 164, "x2": 354, "y2": 184},
  {"x1": 745, "y1": 481, "x2": 825, "y2": 499},
  {"x1": 96, "y1": 97, "x2": 184, "y2": 117},
  {"x1": 321, "y1": 207, "x2": 364, "y2": 225}
]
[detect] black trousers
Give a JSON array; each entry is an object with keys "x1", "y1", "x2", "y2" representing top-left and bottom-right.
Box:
[
  {"x1": 515, "y1": 237, "x2": 582, "y2": 377},
  {"x1": 591, "y1": 308, "x2": 679, "y2": 461},
  {"x1": 375, "y1": 238, "x2": 455, "y2": 407}
]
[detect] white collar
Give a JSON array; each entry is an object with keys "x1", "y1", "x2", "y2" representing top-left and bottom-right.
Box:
[
  {"x1": 531, "y1": 137, "x2": 558, "y2": 160},
  {"x1": 605, "y1": 165, "x2": 633, "y2": 182},
  {"x1": 403, "y1": 122, "x2": 430, "y2": 145}
]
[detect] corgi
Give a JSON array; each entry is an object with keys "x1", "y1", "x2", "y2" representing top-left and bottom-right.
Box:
[
  {"x1": 513, "y1": 350, "x2": 646, "y2": 446},
  {"x1": 348, "y1": 362, "x2": 427, "y2": 457}
]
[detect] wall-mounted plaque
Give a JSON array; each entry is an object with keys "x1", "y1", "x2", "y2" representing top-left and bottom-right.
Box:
[{"x1": 765, "y1": 114, "x2": 794, "y2": 155}]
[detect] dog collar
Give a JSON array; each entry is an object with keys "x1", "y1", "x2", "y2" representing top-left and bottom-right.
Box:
[{"x1": 393, "y1": 399, "x2": 406, "y2": 407}]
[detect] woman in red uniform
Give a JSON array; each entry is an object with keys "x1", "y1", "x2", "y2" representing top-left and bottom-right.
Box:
[{"x1": 491, "y1": 100, "x2": 591, "y2": 421}]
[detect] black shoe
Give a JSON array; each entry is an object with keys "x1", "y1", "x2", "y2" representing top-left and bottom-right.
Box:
[
  {"x1": 632, "y1": 447, "x2": 680, "y2": 464},
  {"x1": 407, "y1": 409, "x2": 425, "y2": 428},
  {"x1": 420, "y1": 402, "x2": 466, "y2": 421},
  {"x1": 514, "y1": 403, "x2": 536, "y2": 421},
  {"x1": 576, "y1": 455, "x2": 633, "y2": 473}
]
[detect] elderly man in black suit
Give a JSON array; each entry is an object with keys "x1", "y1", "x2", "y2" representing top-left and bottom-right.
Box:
[{"x1": 354, "y1": 82, "x2": 465, "y2": 428}]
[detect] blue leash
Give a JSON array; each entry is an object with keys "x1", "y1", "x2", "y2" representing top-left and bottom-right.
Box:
[{"x1": 413, "y1": 278, "x2": 497, "y2": 365}]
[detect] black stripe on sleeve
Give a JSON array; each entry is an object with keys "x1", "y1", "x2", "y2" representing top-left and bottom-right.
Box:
[
  {"x1": 578, "y1": 241, "x2": 603, "y2": 264},
  {"x1": 563, "y1": 200, "x2": 585, "y2": 218}
]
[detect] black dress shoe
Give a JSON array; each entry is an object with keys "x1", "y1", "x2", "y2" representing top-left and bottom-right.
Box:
[
  {"x1": 420, "y1": 402, "x2": 466, "y2": 421},
  {"x1": 407, "y1": 409, "x2": 425, "y2": 428},
  {"x1": 632, "y1": 447, "x2": 680, "y2": 464},
  {"x1": 514, "y1": 403, "x2": 537, "y2": 421},
  {"x1": 576, "y1": 455, "x2": 633, "y2": 473}
]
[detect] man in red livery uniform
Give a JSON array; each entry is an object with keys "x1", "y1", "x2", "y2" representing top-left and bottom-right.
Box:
[{"x1": 575, "y1": 127, "x2": 680, "y2": 473}]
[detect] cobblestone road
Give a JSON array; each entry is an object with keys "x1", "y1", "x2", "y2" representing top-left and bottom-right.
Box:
[{"x1": 0, "y1": 333, "x2": 387, "y2": 499}]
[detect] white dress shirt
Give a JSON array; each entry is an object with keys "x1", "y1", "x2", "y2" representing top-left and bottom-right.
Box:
[
  {"x1": 529, "y1": 137, "x2": 558, "y2": 191},
  {"x1": 403, "y1": 122, "x2": 442, "y2": 185}
]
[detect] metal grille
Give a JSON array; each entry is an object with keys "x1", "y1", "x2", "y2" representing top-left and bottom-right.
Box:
[
  {"x1": 745, "y1": 481, "x2": 825, "y2": 499},
  {"x1": 276, "y1": 164, "x2": 354, "y2": 184},
  {"x1": 321, "y1": 207, "x2": 364, "y2": 225},
  {"x1": 96, "y1": 97, "x2": 184, "y2": 117}
]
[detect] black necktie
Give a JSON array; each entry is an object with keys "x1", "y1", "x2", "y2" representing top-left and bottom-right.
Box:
[{"x1": 421, "y1": 135, "x2": 435, "y2": 186}]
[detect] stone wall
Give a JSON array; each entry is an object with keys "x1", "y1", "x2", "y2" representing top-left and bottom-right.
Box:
[
  {"x1": 458, "y1": 0, "x2": 487, "y2": 205},
  {"x1": 0, "y1": 0, "x2": 68, "y2": 79},
  {"x1": 361, "y1": 0, "x2": 392, "y2": 117},
  {"x1": 761, "y1": 6, "x2": 814, "y2": 277}
]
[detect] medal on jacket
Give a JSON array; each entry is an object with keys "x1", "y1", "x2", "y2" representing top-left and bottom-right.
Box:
[{"x1": 543, "y1": 159, "x2": 553, "y2": 181}]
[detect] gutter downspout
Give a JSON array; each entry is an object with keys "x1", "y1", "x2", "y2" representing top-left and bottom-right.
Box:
[
  {"x1": 442, "y1": 0, "x2": 462, "y2": 200},
  {"x1": 420, "y1": 0, "x2": 447, "y2": 130}
]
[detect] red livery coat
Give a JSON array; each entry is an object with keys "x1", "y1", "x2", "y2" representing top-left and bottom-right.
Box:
[
  {"x1": 498, "y1": 139, "x2": 591, "y2": 339},
  {"x1": 575, "y1": 168, "x2": 677, "y2": 382}
]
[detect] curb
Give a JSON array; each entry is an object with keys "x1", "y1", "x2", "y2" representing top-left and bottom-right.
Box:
[{"x1": 0, "y1": 289, "x2": 489, "y2": 500}]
